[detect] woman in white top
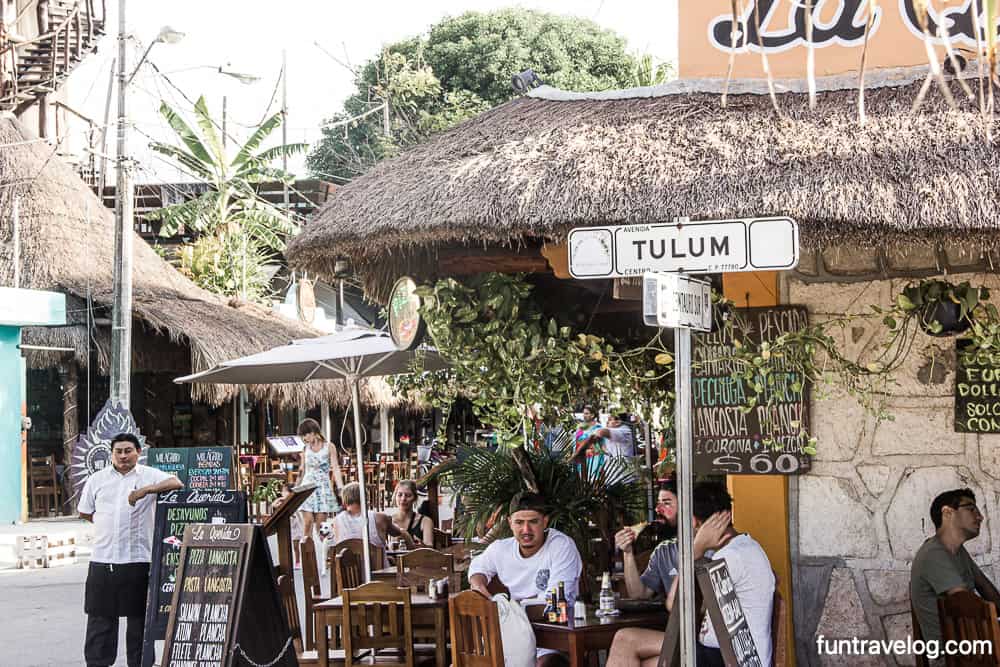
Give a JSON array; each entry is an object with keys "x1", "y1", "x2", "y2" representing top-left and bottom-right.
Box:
[
  {"x1": 295, "y1": 418, "x2": 345, "y2": 542},
  {"x1": 333, "y1": 482, "x2": 415, "y2": 567}
]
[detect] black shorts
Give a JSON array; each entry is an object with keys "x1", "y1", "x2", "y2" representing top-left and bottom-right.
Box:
[{"x1": 84, "y1": 562, "x2": 151, "y2": 618}]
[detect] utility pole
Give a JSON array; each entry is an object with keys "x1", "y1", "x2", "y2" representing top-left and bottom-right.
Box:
[
  {"x1": 281, "y1": 49, "x2": 289, "y2": 213},
  {"x1": 110, "y1": 0, "x2": 134, "y2": 408}
]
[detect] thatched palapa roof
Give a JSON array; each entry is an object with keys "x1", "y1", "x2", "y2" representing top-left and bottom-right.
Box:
[
  {"x1": 0, "y1": 115, "x2": 397, "y2": 409},
  {"x1": 288, "y1": 67, "x2": 1000, "y2": 288}
]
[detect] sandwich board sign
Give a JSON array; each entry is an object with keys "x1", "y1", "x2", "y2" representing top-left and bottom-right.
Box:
[{"x1": 568, "y1": 217, "x2": 799, "y2": 279}]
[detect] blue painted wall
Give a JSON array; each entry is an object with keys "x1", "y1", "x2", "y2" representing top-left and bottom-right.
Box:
[{"x1": 0, "y1": 326, "x2": 23, "y2": 523}]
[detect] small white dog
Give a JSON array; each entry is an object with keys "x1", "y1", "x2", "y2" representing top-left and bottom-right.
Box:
[{"x1": 317, "y1": 519, "x2": 336, "y2": 573}]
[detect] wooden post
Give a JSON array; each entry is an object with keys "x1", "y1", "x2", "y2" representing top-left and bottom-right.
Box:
[{"x1": 59, "y1": 362, "x2": 78, "y2": 513}]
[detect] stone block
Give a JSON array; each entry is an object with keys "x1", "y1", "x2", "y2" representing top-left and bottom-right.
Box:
[
  {"x1": 816, "y1": 568, "x2": 871, "y2": 637},
  {"x1": 787, "y1": 279, "x2": 893, "y2": 318},
  {"x1": 885, "y1": 467, "x2": 990, "y2": 559},
  {"x1": 810, "y1": 393, "x2": 872, "y2": 462},
  {"x1": 872, "y1": 400, "x2": 965, "y2": 456},
  {"x1": 800, "y1": 476, "x2": 877, "y2": 558},
  {"x1": 864, "y1": 570, "x2": 910, "y2": 607},
  {"x1": 980, "y1": 438, "x2": 1000, "y2": 481},
  {"x1": 821, "y1": 245, "x2": 881, "y2": 275},
  {"x1": 857, "y1": 465, "x2": 893, "y2": 497},
  {"x1": 881, "y1": 612, "x2": 915, "y2": 667},
  {"x1": 885, "y1": 243, "x2": 939, "y2": 272}
]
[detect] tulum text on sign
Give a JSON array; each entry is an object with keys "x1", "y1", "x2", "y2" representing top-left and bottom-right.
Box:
[{"x1": 567, "y1": 217, "x2": 798, "y2": 279}]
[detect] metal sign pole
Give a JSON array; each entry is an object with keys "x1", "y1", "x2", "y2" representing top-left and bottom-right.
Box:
[{"x1": 674, "y1": 323, "x2": 697, "y2": 666}]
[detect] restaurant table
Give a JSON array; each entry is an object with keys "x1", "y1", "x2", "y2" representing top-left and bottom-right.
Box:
[
  {"x1": 315, "y1": 591, "x2": 450, "y2": 667},
  {"x1": 531, "y1": 609, "x2": 669, "y2": 667}
]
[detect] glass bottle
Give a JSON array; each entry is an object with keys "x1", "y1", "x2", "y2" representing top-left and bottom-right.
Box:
[
  {"x1": 598, "y1": 571, "x2": 616, "y2": 616},
  {"x1": 556, "y1": 581, "x2": 568, "y2": 624}
]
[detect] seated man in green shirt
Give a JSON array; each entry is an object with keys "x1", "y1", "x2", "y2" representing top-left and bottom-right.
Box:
[{"x1": 910, "y1": 488, "x2": 1000, "y2": 646}]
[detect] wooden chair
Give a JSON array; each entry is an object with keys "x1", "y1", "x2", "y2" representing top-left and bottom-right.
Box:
[
  {"x1": 449, "y1": 590, "x2": 504, "y2": 667},
  {"x1": 396, "y1": 547, "x2": 457, "y2": 593},
  {"x1": 29, "y1": 455, "x2": 61, "y2": 517},
  {"x1": 911, "y1": 602, "x2": 930, "y2": 667},
  {"x1": 333, "y1": 547, "x2": 365, "y2": 599},
  {"x1": 302, "y1": 540, "x2": 330, "y2": 651},
  {"x1": 342, "y1": 581, "x2": 414, "y2": 667},
  {"x1": 279, "y1": 573, "x2": 345, "y2": 666},
  {"x1": 329, "y1": 538, "x2": 385, "y2": 575},
  {"x1": 432, "y1": 528, "x2": 450, "y2": 550},
  {"x1": 937, "y1": 590, "x2": 1000, "y2": 667}
]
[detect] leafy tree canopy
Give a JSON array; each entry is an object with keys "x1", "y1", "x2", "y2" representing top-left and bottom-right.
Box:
[{"x1": 307, "y1": 8, "x2": 648, "y2": 181}]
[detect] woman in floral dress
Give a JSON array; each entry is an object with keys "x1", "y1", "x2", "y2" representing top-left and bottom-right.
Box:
[{"x1": 295, "y1": 418, "x2": 345, "y2": 541}]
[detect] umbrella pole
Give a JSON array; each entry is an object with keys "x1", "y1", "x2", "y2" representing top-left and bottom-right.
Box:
[{"x1": 352, "y1": 377, "x2": 373, "y2": 581}]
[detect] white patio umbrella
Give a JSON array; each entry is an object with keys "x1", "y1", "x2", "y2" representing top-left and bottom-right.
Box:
[{"x1": 175, "y1": 326, "x2": 448, "y2": 579}]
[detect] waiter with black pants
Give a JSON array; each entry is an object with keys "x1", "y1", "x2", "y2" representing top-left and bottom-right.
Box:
[{"x1": 78, "y1": 433, "x2": 183, "y2": 667}]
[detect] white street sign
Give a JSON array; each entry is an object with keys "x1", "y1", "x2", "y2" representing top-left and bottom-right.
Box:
[
  {"x1": 655, "y1": 274, "x2": 712, "y2": 331},
  {"x1": 567, "y1": 217, "x2": 799, "y2": 278}
]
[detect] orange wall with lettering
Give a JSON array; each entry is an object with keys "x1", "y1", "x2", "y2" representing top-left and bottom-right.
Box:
[{"x1": 680, "y1": 1, "x2": 981, "y2": 79}]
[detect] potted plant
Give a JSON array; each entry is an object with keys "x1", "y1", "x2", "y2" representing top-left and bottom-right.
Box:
[
  {"x1": 252, "y1": 479, "x2": 283, "y2": 517},
  {"x1": 894, "y1": 279, "x2": 987, "y2": 337}
]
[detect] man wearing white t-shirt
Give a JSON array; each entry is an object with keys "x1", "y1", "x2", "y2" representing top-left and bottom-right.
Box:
[
  {"x1": 608, "y1": 482, "x2": 775, "y2": 667},
  {"x1": 469, "y1": 493, "x2": 582, "y2": 667},
  {"x1": 78, "y1": 433, "x2": 183, "y2": 667}
]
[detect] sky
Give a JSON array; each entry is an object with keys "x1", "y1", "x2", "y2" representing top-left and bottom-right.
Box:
[{"x1": 65, "y1": 0, "x2": 678, "y2": 182}]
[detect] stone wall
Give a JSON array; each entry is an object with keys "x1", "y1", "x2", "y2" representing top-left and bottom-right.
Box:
[{"x1": 786, "y1": 251, "x2": 1000, "y2": 667}]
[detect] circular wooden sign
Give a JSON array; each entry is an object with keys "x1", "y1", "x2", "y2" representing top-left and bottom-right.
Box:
[{"x1": 388, "y1": 276, "x2": 425, "y2": 350}]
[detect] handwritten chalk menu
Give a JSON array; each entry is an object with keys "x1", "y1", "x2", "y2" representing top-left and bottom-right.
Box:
[
  {"x1": 955, "y1": 342, "x2": 1000, "y2": 433},
  {"x1": 142, "y1": 490, "x2": 247, "y2": 667},
  {"x1": 658, "y1": 559, "x2": 762, "y2": 667},
  {"x1": 149, "y1": 448, "x2": 189, "y2": 486},
  {"x1": 188, "y1": 447, "x2": 232, "y2": 490},
  {"x1": 692, "y1": 306, "x2": 811, "y2": 475},
  {"x1": 162, "y1": 524, "x2": 296, "y2": 667},
  {"x1": 149, "y1": 447, "x2": 232, "y2": 490},
  {"x1": 696, "y1": 558, "x2": 763, "y2": 667}
]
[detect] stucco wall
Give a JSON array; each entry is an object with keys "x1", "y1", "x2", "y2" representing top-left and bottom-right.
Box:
[{"x1": 786, "y1": 254, "x2": 1000, "y2": 666}]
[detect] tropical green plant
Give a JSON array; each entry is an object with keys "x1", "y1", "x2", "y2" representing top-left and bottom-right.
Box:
[
  {"x1": 437, "y1": 436, "x2": 646, "y2": 586},
  {"x1": 883, "y1": 279, "x2": 988, "y2": 336},
  {"x1": 148, "y1": 96, "x2": 307, "y2": 301},
  {"x1": 307, "y1": 9, "x2": 638, "y2": 180},
  {"x1": 629, "y1": 53, "x2": 674, "y2": 87}
]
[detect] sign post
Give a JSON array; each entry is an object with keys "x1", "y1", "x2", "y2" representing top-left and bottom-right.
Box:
[{"x1": 571, "y1": 216, "x2": 799, "y2": 667}]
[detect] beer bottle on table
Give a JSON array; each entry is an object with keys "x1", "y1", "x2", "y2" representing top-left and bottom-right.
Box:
[
  {"x1": 556, "y1": 581, "x2": 568, "y2": 624},
  {"x1": 544, "y1": 589, "x2": 558, "y2": 623},
  {"x1": 598, "y1": 571, "x2": 617, "y2": 617}
]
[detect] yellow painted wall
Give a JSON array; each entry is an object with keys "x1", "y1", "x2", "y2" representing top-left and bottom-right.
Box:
[{"x1": 722, "y1": 271, "x2": 795, "y2": 667}]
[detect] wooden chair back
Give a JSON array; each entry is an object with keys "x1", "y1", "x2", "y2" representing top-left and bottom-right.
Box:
[
  {"x1": 449, "y1": 590, "x2": 504, "y2": 667},
  {"x1": 329, "y1": 538, "x2": 385, "y2": 573},
  {"x1": 770, "y1": 587, "x2": 787, "y2": 667},
  {"x1": 29, "y1": 455, "x2": 61, "y2": 517},
  {"x1": 342, "y1": 581, "x2": 414, "y2": 667},
  {"x1": 432, "y1": 528, "x2": 450, "y2": 550},
  {"x1": 277, "y1": 573, "x2": 305, "y2": 656},
  {"x1": 937, "y1": 590, "x2": 1000, "y2": 667},
  {"x1": 396, "y1": 547, "x2": 456, "y2": 593},
  {"x1": 300, "y1": 540, "x2": 328, "y2": 651},
  {"x1": 333, "y1": 547, "x2": 365, "y2": 599},
  {"x1": 910, "y1": 601, "x2": 930, "y2": 667}
]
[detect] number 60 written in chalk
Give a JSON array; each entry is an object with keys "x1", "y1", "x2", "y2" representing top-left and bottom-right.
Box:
[{"x1": 749, "y1": 453, "x2": 800, "y2": 474}]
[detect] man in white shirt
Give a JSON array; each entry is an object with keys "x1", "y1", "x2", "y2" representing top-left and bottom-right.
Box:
[
  {"x1": 469, "y1": 493, "x2": 582, "y2": 667},
  {"x1": 78, "y1": 433, "x2": 183, "y2": 667},
  {"x1": 608, "y1": 482, "x2": 775, "y2": 667}
]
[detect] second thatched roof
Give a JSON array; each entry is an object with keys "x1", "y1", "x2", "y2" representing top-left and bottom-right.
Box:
[
  {"x1": 288, "y1": 72, "x2": 1000, "y2": 287},
  {"x1": 0, "y1": 115, "x2": 398, "y2": 409}
]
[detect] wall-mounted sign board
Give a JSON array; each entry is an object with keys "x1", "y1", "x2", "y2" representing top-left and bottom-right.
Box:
[
  {"x1": 955, "y1": 342, "x2": 1000, "y2": 433},
  {"x1": 568, "y1": 218, "x2": 799, "y2": 279}
]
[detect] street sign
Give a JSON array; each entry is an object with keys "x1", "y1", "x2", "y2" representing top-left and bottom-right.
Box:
[
  {"x1": 656, "y1": 274, "x2": 712, "y2": 331},
  {"x1": 567, "y1": 217, "x2": 799, "y2": 279}
]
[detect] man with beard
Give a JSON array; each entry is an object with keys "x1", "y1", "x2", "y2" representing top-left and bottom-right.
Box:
[
  {"x1": 910, "y1": 488, "x2": 1000, "y2": 646},
  {"x1": 615, "y1": 481, "x2": 679, "y2": 599}
]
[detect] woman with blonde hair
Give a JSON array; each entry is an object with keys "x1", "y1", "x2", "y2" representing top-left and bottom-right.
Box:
[
  {"x1": 295, "y1": 418, "x2": 345, "y2": 541},
  {"x1": 391, "y1": 480, "x2": 434, "y2": 547}
]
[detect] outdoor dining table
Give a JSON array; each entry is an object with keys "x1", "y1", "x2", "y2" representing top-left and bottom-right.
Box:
[
  {"x1": 314, "y1": 591, "x2": 450, "y2": 667},
  {"x1": 531, "y1": 609, "x2": 669, "y2": 667}
]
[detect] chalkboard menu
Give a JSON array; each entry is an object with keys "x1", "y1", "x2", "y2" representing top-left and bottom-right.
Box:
[
  {"x1": 142, "y1": 489, "x2": 247, "y2": 667},
  {"x1": 955, "y1": 341, "x2": 1000, "y2": 433},
  {"x1": 658, "y1": 558, "x2": 763, "y2": 667},
  {"x1": 697, "y1": 558, "x2": 763, "y2": 667},
  {"x1": 149, "y1": 446, "x2": 233, "y2": 490},
  {"x1": 693, "y1": 306, "x2": 811, "y2": 475},
  {"x1": 162, "y1": 524, "x2": 296, "y2": 667}
]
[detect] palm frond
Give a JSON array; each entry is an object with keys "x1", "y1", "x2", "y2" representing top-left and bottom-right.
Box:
[
  {"x1": 232, "y1": 111, "x2": 284, "y2": 167},
  {"x1": 193, "y1": 96, "x2": 227, "y2": 168},
  {"x1": 157, "y1": 101, "x2": 216, "y2": 171}
]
